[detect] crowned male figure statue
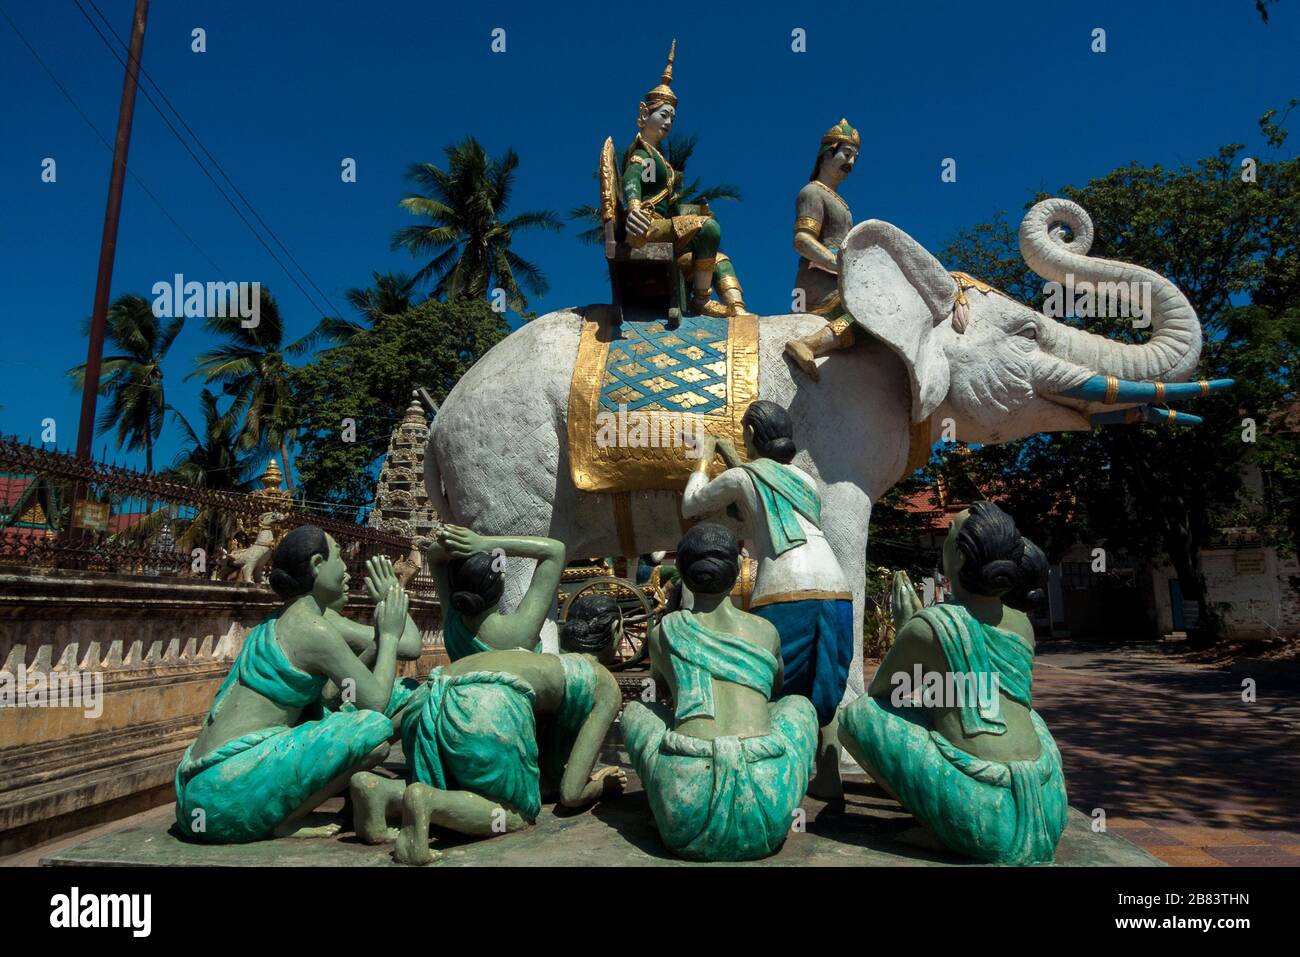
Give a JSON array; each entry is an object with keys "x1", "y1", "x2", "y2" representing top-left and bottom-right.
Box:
[
  {"x1": 622, "y1": 41, "x2": 750, "y2": 318},
  {"x1": 784, "y1": 119, "x2": 861, "y2": 381}
]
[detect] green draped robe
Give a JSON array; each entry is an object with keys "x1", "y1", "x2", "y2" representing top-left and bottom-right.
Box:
[
  {"x1": 838, "y1": 603, "x2": 1069, "y2": 864},
  {"x1": 623, "y1": 611, "x2": 818, "y2": 861}
]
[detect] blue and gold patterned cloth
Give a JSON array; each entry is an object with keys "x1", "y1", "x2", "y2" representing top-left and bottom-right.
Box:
[{"x1": 567, "y1": 310, "x2": 758, "y2": 493}]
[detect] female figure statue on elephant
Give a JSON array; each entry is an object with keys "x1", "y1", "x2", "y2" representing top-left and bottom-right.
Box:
[
  {"x1": 838, "y1": 502, "x2": 1069, "y2": 864},
  {"x1": 174, "y1": 528, "x2": 422, "y2": 844},
  {"x1": 623, "y1": 523, "x2": 818, "y2": 861},
  {"x1": 621, "y1": 41, "x2": 750, "y2": 318}
]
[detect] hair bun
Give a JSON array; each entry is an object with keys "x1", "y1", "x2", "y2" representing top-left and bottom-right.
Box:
[
  {"x1": 268, "y1": 568, "x2": 297, "y2": 600},
  {"x1": 761, "y1": 436, "x2": 796, "y2": 464},
  {"x1": 451, "y1": 591, "x2": 488, "y2": 616}
]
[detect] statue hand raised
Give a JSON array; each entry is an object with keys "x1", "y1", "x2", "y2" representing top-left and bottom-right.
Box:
[
  {"x1": 364, "y1": 555, "x2": 399, "y2": 602},
  {"x1": 375, "y1": 583, "x2": 410, "y2": 641},
  {"x1": 890, "y1": 570, "x2": 923, "y2": 630},
  {"x1": 438, "y1": 524, "x2": 487, "y2": 559}
]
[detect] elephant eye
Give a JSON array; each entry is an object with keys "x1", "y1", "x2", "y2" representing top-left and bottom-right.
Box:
[{"x1": 1016, "y1": 324, "x2": 1038, "y2": 341}]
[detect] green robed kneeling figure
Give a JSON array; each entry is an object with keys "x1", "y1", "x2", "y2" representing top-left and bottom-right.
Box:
[
  {"x1": 174, "y1": 527, "x2": 423, "y2": 843},
  {"x1": 350, "y1": 525, "x2": 626, "y2": 866},
  {"x1": 838, "y1": 502, "x2": 1069, "y2": 865}
]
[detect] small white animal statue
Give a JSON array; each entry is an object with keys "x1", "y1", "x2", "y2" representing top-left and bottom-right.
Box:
[
  {"x1": 424, "y1": 198, "x2": 1220, "y2": 703},
  {"x1": 216, "y1": 511, "x2": 287, "y2": 584}
]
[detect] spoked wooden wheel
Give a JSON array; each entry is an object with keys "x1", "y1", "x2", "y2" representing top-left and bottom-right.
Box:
[{"x1": 559, "y1": 576, "x2": 654, "y2": 671}]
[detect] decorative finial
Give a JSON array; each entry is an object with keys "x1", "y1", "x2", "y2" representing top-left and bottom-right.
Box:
[
  {"x1": 260, "y1": 458, "x2": 284, "y2": 492},
  {"x1": 644, "y1": 39, "x2": 677, "y2": 108}
]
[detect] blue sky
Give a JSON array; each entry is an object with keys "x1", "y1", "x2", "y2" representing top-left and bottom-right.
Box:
[{"x1": 1, "y1": 0, "x2": 1296, "y2": 487}]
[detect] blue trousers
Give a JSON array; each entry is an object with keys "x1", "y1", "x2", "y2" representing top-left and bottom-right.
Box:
[{"x1": 753, "y1": 597, "x2": 854, "y2": 726}]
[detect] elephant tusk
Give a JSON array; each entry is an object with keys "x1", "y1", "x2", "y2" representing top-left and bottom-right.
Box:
[
  {"x1": 1090, "y1": 405, "x2": 1204, "y2": 428},
  {"x1": 1062, "y1": 375, "x2": 1233, "y2": 404}
]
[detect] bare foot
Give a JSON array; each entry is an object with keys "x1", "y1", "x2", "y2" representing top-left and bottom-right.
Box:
[
  {"x1": 395, "y1": 783, "x2": 438, "y2": 865},
  {"x1": 785, "y1": 340, "x2": 820, "y2": 381},
  {"x1": 351, "y1": 771, "x2": 399, "y2": 845},
  {"x1": 394, "y1": 830, "x2": 440, "y2": 865},
  {"x1": 273, "y1": 814, "x2": 343, "y2": 839},
  {"x1": 591, "y1": 766, "x2": 628, "y2": 797}
]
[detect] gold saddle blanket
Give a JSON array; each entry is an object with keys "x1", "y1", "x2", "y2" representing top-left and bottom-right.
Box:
[{"x1": 567, "y1": 310, "x2": 758, "y2": 493}]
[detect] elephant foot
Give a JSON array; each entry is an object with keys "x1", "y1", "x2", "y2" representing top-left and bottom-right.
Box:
[{"x1": 786, "y1": 338, "x2": 821, "y2": 381}]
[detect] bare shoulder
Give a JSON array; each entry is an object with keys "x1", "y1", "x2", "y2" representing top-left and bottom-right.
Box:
[
  {"x1": 739, "y1": 610, "x2": 782, "y2": 656},
  {"x1": 280, "y1": 613, "x2": 349, "y2": 668},
  {"x1": 896, "y1": 613, "x2": 939, "y2": 649}
]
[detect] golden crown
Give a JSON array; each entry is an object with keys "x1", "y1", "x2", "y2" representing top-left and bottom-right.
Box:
[
  {"x1": 644, "y1": 40, "x2": 677, "y2": 108},
  {"x1": 821, "y1": 118, "x2": 861, "y2": 149}
]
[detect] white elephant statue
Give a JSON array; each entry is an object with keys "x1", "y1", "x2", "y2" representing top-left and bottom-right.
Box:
[{"x1": 423, "y1": 198, "x2": 1226, "y2": 702}]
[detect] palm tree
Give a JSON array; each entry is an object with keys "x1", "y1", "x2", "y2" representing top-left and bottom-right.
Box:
[
  {"x1": 391, "y1": 137, "x2": 562, "y2": 314},
  {"x1": 166, "y1": 390, "x2": 258, "y2": 554},
  {"x1": 66, "y1": 293, "x2": 185, "y2": 472},
  {"x1": 318, "y1": 271, "x2": 417, "y2": 345},
  {"x1": 187, "y1": 287, "x2": 315, "y2": 491},
  {"x1": 569, "y1": 134, "x2": 742, "y2": 245}
]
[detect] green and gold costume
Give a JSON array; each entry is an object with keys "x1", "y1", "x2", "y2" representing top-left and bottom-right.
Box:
[{"x1": 621, "y1": 41, "x2": 747, "y2": 317}]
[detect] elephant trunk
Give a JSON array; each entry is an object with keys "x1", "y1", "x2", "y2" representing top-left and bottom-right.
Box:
[{"x1": 1019, "y1": 198, "x2": 1202, "y2": 383}]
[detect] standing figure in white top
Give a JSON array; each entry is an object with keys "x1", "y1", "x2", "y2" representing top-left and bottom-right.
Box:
[{"x1": 684, "y1": 401, "x2": 855, "y2": 798}]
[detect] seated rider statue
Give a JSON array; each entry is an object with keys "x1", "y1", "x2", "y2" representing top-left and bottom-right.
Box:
[
  {"x1": 424, "y1": 524, "x2": 565, "y2": 660},
  {"x1": 784, "y1": 119, "x2": 861, "y2": 381},
  {"x1": 174, "y1": 528, "x2": 422, "y2": 843},
  {"x1": 350, "y1": 529, "x2": 625, "y2": 865},
  {"x1": 685, "y1": 401, "x2": 855, "y2": 799},
  {"x1": 623, "y1": 523, "x2": 818, "y2": 861},
  {"x1": 837, "y1": 502, "x2": 1070, "y2": 864},
  {"x1": 622, "y1": 40, "x2": 751, "y2": 318}
]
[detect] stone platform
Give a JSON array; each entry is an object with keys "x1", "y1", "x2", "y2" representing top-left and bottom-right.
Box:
[{"x1": 41, "y1": 774, "x2": 1159, "y2": 867}]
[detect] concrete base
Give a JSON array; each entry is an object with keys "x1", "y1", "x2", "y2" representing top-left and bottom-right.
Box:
[{"x1": 41, "y1": 774, "x2": 1160, "y2": 867}]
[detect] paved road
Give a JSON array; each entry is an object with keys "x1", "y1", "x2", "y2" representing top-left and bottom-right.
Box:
[{"x1": 1029, "y1": 640, "x2": 1299, "y2": 865}]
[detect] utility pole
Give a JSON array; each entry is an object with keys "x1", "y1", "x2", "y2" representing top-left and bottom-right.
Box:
[{"x1": 76, "y1": 0, "x2": 150, "y2": 461}]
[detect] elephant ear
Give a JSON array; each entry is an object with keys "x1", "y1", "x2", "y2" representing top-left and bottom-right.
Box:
[{"x1": 839, "y1": 220, "x2": 959, "y2": 423}]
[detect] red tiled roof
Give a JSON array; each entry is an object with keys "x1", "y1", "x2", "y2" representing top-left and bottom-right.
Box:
[{"x1": 0, "y1": 475, "x2": 34, "y2": 509}]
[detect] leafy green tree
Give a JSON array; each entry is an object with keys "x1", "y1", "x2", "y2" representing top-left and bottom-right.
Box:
[
  {"x1": 319, "y1": 271, "x2": 418, "y2": 345},
  {"x1": 392, "y1": 138, "x2": 561, "y2": 314},
  {"x1": 938, "y1": 113, "x2": 1299, "y2": 643},
  {"x1": 569, "y1": 134, "x2": 743, "y2": 246},
  {"x1": 165, "y1": 389, "x2": 258, "y2": 553},
  {"x1": 290, "y1": 298, "x2": 509, "y2": 512},
  {"x1": 67, "y1": 293, "x2": 184, "y2": 472},
  {"x1": 187, "y1": 287, "x2": 317, "y2": 491}
]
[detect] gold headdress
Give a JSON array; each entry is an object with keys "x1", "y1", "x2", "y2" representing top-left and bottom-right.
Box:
[
  {"x1": 821, "y1": 118, "x2": 861, "y2": 150},
  {"x1": 643, "y1": 40, "x2": 677, "y2": 108}
]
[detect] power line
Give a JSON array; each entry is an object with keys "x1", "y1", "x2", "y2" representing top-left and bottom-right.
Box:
[
  {"x1": 82, "y1": 0, "x2": 344, "y2": 321},
  {"x1": 0, "y1": 3, "x2": 224, "y2": 273},
  {"x1": 69, "y1": 0, "x2": 340, "y2": 323}
]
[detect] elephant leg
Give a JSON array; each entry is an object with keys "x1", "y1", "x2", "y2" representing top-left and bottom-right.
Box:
[{"x1": 817, "y1": 481, "x2": 872, "y2": 706}]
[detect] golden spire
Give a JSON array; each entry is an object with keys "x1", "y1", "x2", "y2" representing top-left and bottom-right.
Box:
[
  {"x1": 260, "y1": 458, "x2": 284, "y2": 492},
  {"x1": 644, "y1": 39, "x2": 677, "y2": 108}
]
